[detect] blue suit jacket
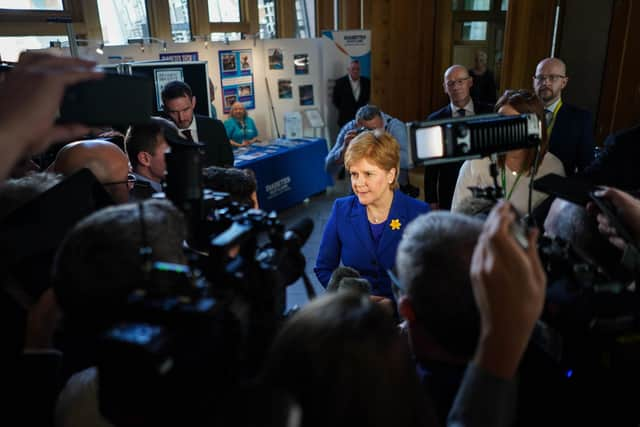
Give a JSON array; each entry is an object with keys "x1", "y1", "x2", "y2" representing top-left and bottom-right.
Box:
[
  {"x1": 548, "y1": 103, "x2": 594, "y2": 175},
  {"x1": 314, "y1": 190, "x2": 430, "y2": 298}
]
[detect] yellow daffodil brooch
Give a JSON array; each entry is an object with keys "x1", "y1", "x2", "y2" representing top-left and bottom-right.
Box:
[{"x1": 390, "y1": 219, "x2": 401, "y2": 231}]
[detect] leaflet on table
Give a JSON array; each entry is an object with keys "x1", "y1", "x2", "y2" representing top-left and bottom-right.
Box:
[
  {"x1": 236, "y1": 151, "x2": 269, "y2": 161},
  {"x1": 271, "y1": 138, "x2": 313, "y2": 148}
]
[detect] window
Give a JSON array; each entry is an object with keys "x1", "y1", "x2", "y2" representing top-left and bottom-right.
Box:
[
  {"x1": 294, "y1": 0, "x2": 314, "y2": 38},
  {"x1": 0, "y1": 0, "x2": 64, "y2": 10},
  {"x1": 462, "y1": 21, "x2": 487, "y2": 40},
  {"x1": 258, "y1": 0, "x2": 277, "y2": 39},
  {"x1": 501, "y1": 0, "x2": 508, "y2": 11},
  {"x1": 210, "y1": 32, "x2": 242, "y2": 42},
  {"x1": 0, "y1": 35, "x2": 68, "y2": 62},
  {"x1": 453, "y1": 0, "x2": 490, "y2": 11},
  {"x1": 169, "y1": 0, "x2": 191, "y2": 42},
  {"x1": 97, "y1": 0, "x2": 150, "y2": 46},
  {"x1": 208, "y1": 0, "x2": 241, "y2": 23}
]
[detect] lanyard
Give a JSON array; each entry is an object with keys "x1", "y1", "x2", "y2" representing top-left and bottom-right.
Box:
[
  {"x1": 501, "y1": 167, "x2": 522, "y2": 201},
  {"x1": 547, "y1": 99, "x2": 563, "y2": 136}
]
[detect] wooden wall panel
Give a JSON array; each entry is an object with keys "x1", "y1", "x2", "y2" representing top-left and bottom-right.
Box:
[
  {"x1": 431, "y1": 0, "x2": 453, "y2": 113},
  {"x1": 315, "y1": 0, "x2": 335, "y2": 35},
  {"x1": 500, "y1": 0, "x2": 556, "y2": 92},
  {"x1": 338, "y1": 0, "x2": 361, "y2": 30},
  {"x1": 596, "y1": 0, "x2": 640, "y2": 142},
  {"x1": 363, "y1": 0, "x2": 437, "y2": 122}
]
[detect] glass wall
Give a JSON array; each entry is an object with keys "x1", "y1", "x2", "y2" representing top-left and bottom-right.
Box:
[
  {"x1": 169, "y1": 0, "x2": 192, "y2": 42},
  {"x1": 97, "y1": 0, "x2": 150, "y2": 46}
]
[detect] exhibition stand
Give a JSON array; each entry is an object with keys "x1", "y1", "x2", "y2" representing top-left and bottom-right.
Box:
[{"x1": 234, "y1": 138, "x2": 332, "y2": 212}]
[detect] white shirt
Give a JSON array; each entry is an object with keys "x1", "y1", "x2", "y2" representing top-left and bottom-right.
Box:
[
  {"x1": 450, "y1": 99, "x2": 476, "y2": 117},
  {"x1": 451, "y1": 152, "x2": 566, "y2": 215},
  {"x1": 349, "y1": 75, "x2": 361, "y2": 101}
]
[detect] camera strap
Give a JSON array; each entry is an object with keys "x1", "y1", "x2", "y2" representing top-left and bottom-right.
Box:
[{"x1": 501, "y1": 167, "x2": 523, "y2": 201}]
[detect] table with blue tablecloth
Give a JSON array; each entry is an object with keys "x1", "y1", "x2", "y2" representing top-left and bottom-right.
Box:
[{"x1": 234, "y1": 138, "x2": 333, "y2": 212}]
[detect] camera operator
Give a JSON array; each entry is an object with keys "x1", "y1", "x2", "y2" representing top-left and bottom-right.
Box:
[
  {"x1": 53, "y1": 200, "x2": 187, "y2": 427},
  {"x1": 448, "y1": 201, "x2": 546, "y2": 427},
  {"x1": 203, "y1": 166, "x2": 258, "y2": 209},
  {"x1": 0, "y1": 52, "x2": 103, "y2": 181},
  {"x1": 395, "y1": 212, "x2": 483, "y2": 425},
  {"x1": 51, "y1": 139, "x2": 131, "y2": 204}
]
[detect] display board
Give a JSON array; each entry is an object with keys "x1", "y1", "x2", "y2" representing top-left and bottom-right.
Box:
[{"x1": 129, "y1": 61, "x2": 210, "y2": 116}]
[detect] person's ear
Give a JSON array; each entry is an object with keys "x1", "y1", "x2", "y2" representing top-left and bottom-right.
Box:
[
  {"x1": 398, "y1": 296, "x2": 416, "y2": 322},
  {"x1": 137, "y1": 151, "x2": 151, "y2": 167},
  {"x1": 191, "y1": 96, "x2": 197, "y2": 109},
  {"x1": 388, "y1": 168, "x2": 397, "y2": 184}
]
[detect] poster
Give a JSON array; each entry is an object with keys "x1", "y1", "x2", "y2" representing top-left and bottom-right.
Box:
[
  {"x1": 159, "y1": 51, "x2": 199, "y2": 62},
  {"x1": 219, "y1": 49, "x2": 255, "y2": 113},
  {"x1": 299, "y1": 84, "x2": 314, "y2": 106},
  {"x1": 294, "y1": 53, "x2": 309, "y2": 75},
  {"x1": 268, "y1": 48, "x2": 283, "y2": 69},
  {"x1": 278, "y1": 79, "x2": 292, "y2": 99},
  {"x1": 154, "y1": 68, "x2": 184, "y2": 110}
]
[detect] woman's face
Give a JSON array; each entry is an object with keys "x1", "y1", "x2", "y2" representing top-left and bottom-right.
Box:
[
  {"x1": 231, "y1": 103, "x2": 245, "y2": 120},
  {"x1": 349, "y1": 157, "x2": 395, "y2": 206}
]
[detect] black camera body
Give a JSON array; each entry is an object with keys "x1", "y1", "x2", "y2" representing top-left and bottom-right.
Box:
[{"x1": 98, "y1": 142, "x2": 313, "y2": 424}]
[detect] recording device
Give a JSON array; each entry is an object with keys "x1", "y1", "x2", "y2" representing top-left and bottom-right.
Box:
[
  {"x1": 58, "y1": 72, "x2": 154, "y2": 127},
  {"x1": 99, "y1": 146, "x2": 315, "y2": 423},
  {"x1": 408, "y1": 113, "x2": 542, "y2": 166}
]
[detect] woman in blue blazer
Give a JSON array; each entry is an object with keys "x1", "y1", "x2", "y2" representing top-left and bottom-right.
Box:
[{"x1": 314, "y1": 130, "x2": 430, "y2": 299}]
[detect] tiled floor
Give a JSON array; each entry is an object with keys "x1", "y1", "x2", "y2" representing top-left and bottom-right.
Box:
[{"x1": 278, "y1": 178, "x2": 351, "y2": 310}]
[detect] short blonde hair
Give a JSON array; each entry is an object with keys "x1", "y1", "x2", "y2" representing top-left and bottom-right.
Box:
[{"x1": 344, "y1": 129, "x2": 400, "y2": 190}]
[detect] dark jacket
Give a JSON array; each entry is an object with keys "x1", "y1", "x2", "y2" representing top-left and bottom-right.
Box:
[
  {"x1": 332, "y1": 75, "x2": 371, "y2": 127},
  {"x1": 422, "y1": 101, "x2": 494, "y2": 209},
  {"x1": 548, "y1": 103, "x2": 594, "y2": 176},
  {"x1": 195, "y1": 115, "x2": 235, "y2": 168},
  {"x1": 583, "y1": 123, "x2": 640, "y2": 190}
]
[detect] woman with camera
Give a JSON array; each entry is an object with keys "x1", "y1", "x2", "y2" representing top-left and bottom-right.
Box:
[
  {"x1": 451, "y1": 89, "x2": 566, "y2": 215},
  {"x1": 314, "y1": 130, "x2": 430, "y2": 300},
  {"x1": 224, "y1": 101, "x2": 259, "y2": 147}
]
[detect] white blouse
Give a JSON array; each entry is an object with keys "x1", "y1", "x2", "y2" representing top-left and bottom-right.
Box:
[{"x1": 451, "y1": 152, "x2": 566, "y2": 215}]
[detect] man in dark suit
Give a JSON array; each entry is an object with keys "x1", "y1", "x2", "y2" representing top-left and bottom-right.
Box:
[
  {"x1": 533, "y1": 57, "x2": 594, "y2": 175},
  {"x1": 161, "y1": 80, "x2": 234, "y2": 168},
  {"x1": 423, "y1": 65, "x2": 494, "y2": 210},
  {"x1": 332, "y1": 59, "x2": 370, "y2": 128}
]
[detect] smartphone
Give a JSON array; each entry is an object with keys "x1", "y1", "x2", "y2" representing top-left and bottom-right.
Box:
[
  {"x1": 588, "y1": 191, "x2": 635, "y2": 245},
  {"x1": 533, "y1": 173, "x2": 594, "y2": 206},
  {"x1": 58, "y1": 72, "x2": 153, "y2": 127}
]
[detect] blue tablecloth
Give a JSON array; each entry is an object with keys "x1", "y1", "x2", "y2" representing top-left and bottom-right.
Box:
[{"x1": 234, "y1": 138, "x2": 333, "y2": 212}]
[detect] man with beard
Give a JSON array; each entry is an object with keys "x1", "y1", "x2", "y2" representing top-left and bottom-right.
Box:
[{"x1": 533, "y1": 58, "x2": 594, "y2": 175}]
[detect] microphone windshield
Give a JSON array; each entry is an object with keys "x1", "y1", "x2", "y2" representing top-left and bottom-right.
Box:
[{"x1": 284, "y1": 217, "x2": 314, "y2": 248}]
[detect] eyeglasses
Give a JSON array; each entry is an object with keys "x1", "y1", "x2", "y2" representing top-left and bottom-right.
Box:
[
  {"x1": 445, "y1": 77, "x2": 471, "y2": 88},
  {"x1": 102, "y1": 173, "x2": 137, "y2": 190},
  {"x1": 533, "y1": 74, "x2": 566, "y2": 83}
]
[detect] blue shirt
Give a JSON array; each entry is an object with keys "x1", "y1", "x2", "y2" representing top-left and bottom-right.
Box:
[
  {"x1": 325, "y1": 112, "x2": 410, "y2": 184},
  {"x1": 224, "y1": 116, "x2": 258, "y2": 143}
]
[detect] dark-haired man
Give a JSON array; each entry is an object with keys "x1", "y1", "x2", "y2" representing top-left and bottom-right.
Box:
[
  {"x1": 125, "y1": 119, "x2": 168, "y2": 197},
  {"x1": 161, "y1": 80, "x2": 234, "y2": 168}
]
